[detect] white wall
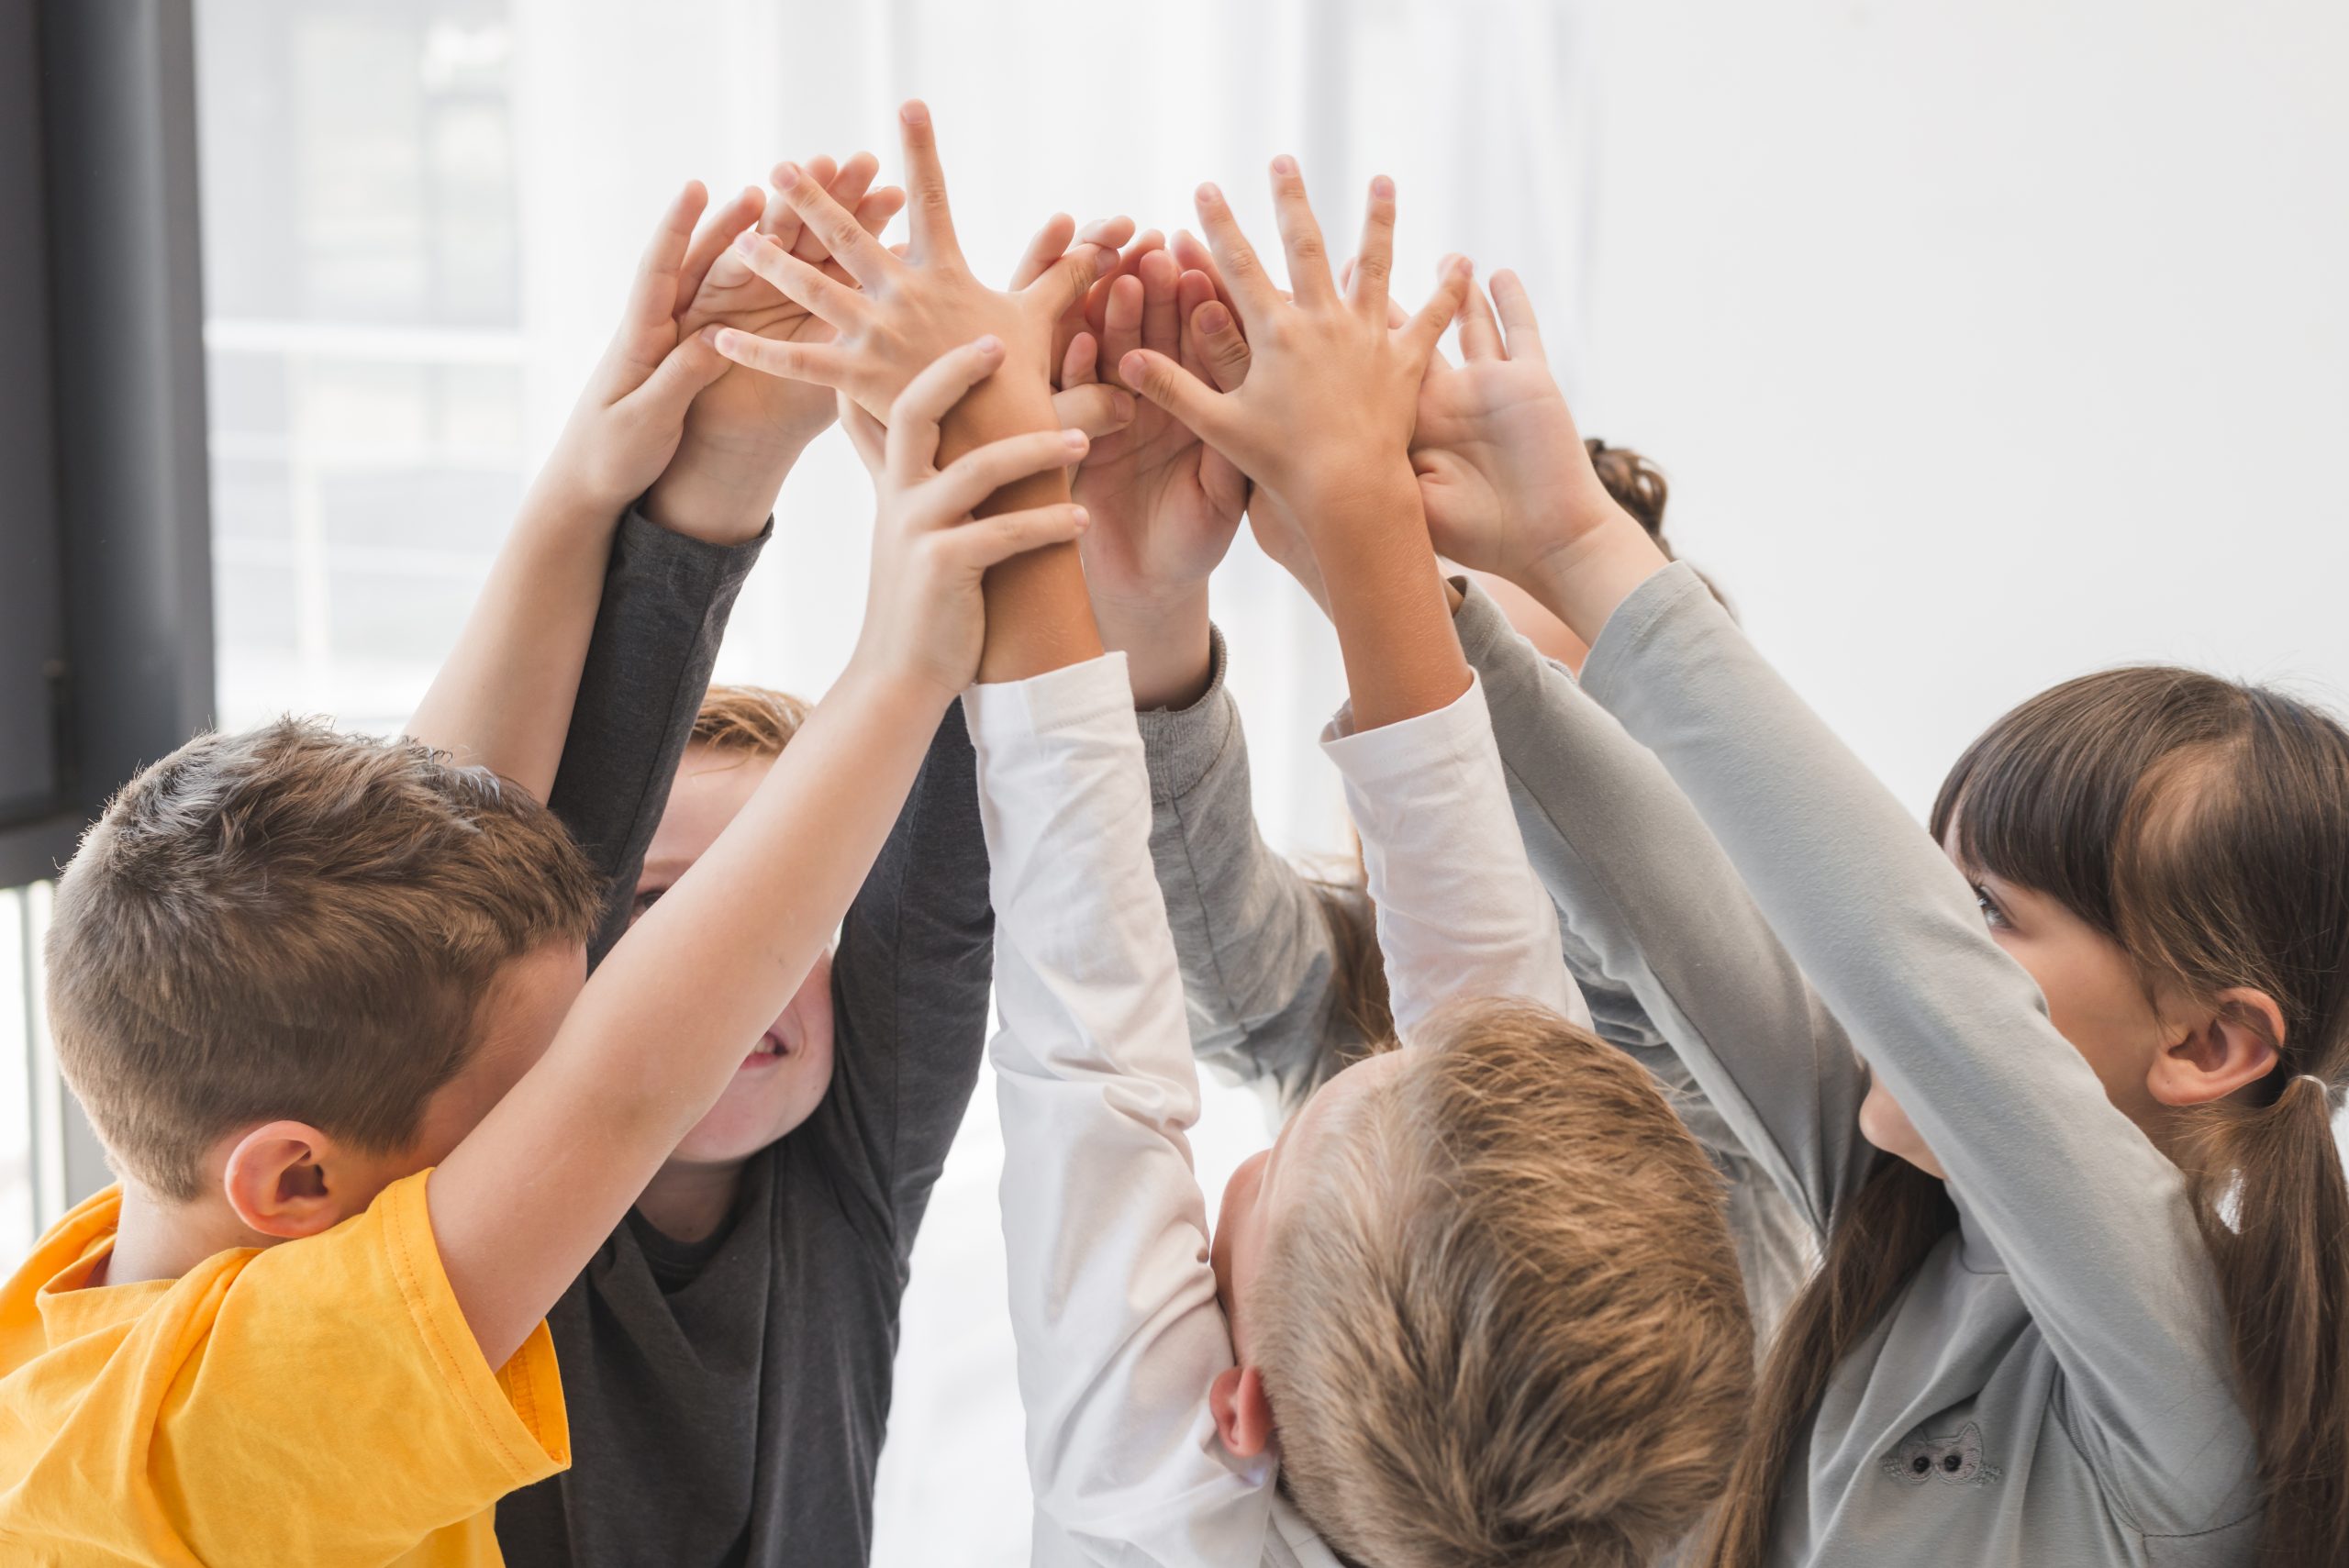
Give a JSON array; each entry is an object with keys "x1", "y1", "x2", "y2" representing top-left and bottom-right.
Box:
[{"x1": 1581, "y1": 0, "x2": 2349, "y2": 815}]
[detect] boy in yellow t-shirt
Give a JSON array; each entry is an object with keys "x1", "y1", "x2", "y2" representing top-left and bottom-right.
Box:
[{"x1": 0, "y1": 140, "x2": 1112, "y2": 1564}]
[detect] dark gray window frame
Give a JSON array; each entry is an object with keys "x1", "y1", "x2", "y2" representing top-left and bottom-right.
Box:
[{"x1": 0, "y1": 0, "x2": 214, "y2": 892}]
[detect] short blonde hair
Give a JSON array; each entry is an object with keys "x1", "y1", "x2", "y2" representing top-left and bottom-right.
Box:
[
  {"x1": 1252, "y1": 999, "x2": 1753, "y2": 1567},
  {"x1": 47, "y1": 718, "x2": 603, "y2": 1200},
  {"x1": 691, "y1": 684, "x2": 811, "y2": 758}
]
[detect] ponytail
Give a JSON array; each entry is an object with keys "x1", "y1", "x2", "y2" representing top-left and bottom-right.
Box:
[
  {"x1": 1701, "y1": 1159, "x2": 1954, "y2": 1567},
  {"x1": 2187, "y1": 1073, "x2": 2349, "y2": 1563}
]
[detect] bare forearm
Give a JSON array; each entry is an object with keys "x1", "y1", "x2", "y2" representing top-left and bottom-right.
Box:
[
  {"x1": 405, "y1": 476, "x2": 611, "y2": 799},
  {"x1": 640, "y1": 431, "x2": 808, "y2": 546},
  {"x1": 432, "y1": 662, "x2": 948, "y2": 1365},
  {"x1": 941, "y1": 372, "x2": 1105, "y2": 680},
  {"x1": 1090, "y1": 586, "x2": 1213, "y2": 710},
  {"x1": 1312, "y1": 475, "x2": 1472, "y2": 732}
]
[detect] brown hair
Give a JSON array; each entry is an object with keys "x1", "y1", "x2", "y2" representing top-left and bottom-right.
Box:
[
  {"x1": 690, "y1": 684, "x2": 811, "y2": 758},
  {"x1": 46, "y1": 718, "x2": 603, "y2": 1201},
  {"x1": 1706, "y1": 667, "x2": 2349, "y2": 1565},
  {"x1": 1257, "y1": 999, "x2": 1754, "y2": 1567}
]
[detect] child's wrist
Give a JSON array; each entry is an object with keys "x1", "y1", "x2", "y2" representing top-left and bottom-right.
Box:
[
  {"x1": 1518, "y1": 507, "x2": 1675, "y2": 647},
  {"x1": 1091, "y1": 584, "x2": 1212, "y2": 710},
  {"x1": 641, "y1": 438, "x2": 807, "y2": 545}
]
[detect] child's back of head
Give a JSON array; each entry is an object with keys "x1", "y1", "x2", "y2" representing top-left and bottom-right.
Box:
[
  {"x1": 1254, "y1": 999, "x2": 1753, "y2": 1568},
  {"x1": 47, "y1": 717, "x2": 603, "y2": 1201}
]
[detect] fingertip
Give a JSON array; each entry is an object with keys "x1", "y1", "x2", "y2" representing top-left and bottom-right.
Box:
[
  {"x1": 1270, "y1": 154, "x2": 1297, "y2": 177},
  {"x1": 1071, "y1": 506, "x2": 1091, "y2": 532},
  {"x1": 1197, "y1": 301, "x2": 1232, "y2": 336},
  {"x1": 1109, "y1": 389, "x2": 1136, "y2": 423},
  {"x1": 1119, "y1": 349, "x2": 1152, "y2": 384},
  {"x1": 1196, "y1": 182, "x2": 1221, "y2": 207},
  {"x1": 1371, "y1": 174, "x2": 1395, "y2": 200},
  {"x1": 900, "y1": 98, "x2": 930, "y2": 128},
  {"x1": 973, "y1": 333, "x2": 1004, "y2": 359},
  {"x1": 774, "y1": 161, "x2": 803, "y2": 189}
]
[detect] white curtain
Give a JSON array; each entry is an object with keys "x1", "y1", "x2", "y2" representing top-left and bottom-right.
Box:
[{"x1": 501, "y1": 4, "x2": 1601, "y2": 1560}]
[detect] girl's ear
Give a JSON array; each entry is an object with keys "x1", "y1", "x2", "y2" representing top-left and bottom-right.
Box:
[
  {"x1": 220, "y1": 1121, "x2": 358, "y2": 1240},
  {"x1": 1208, "y1": 1363, "x2": 1276, "y2": 1459},
  {"x1": 2148, "y1": 987, "x2": 2285, "y2": 1108}
]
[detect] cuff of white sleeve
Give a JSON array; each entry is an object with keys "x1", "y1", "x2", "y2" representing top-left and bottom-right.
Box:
[
  {"x1": 963, "y1": 651, "x2": 1136, "y2": 742},
  {"x1": 1319, "y1": 670, "x2": 1493, "y2": 783}
]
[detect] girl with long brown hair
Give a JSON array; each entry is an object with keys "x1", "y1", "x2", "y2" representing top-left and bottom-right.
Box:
[{"x1": 1391, "y1": 284, "x2": 2347, "y2": 1566}]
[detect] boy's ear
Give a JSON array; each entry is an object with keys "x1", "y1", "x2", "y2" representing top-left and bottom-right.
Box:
[
  {"x1": 1208, "y1": 1363, "x2": 1276, "y2": 1459},
  {"x1": 2149, "y1": 987, "x2": 2284, "y2": 1108},
  {"x1": 220, "y1": 1121, "x2": 358, "y2": 1240}
]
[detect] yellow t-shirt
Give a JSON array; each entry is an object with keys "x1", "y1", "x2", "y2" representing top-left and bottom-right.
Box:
[{"x1": 0, "y1": 1169, "x2": 567, "y2": 1566}]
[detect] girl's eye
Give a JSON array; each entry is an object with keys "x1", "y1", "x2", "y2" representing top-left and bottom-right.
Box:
[
  {"x1": 1972, "y1": 884, "x2": 2009, "y2": 930},
  {"x1": 629, "y1": 887, "x2": 666, "y2": 925}
]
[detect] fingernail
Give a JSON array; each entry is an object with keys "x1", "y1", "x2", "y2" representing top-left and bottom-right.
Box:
[
  {"x1": 1197, "y1": 302, "x2": 1231, "y2": 335},
  {"x1": 900, "y1": 100, "x2": 930, "y2": 127},
  {"x1": 708, "y1": 328, "x2": 735, "y2": 352},
  {"x1": 1109, "y1": 390, "x2": 1136, "y2": 422},
  {"x1": 1271, "y1": 154, "x2": 1297, "y2": 176},
  {"x1": 733, "y1": 230, "x2": 763, "y2": 256},
  {"x1": 1077, "y1": 217, "x2": 1116, "y2": 243},
  {"x1": 1372, "y1": 174, "x2": 1394, "y2": 199},
  {"x1": 774, "y1": 161, "x2": 801, "y2": 187},
  {"x1": 1197, "y1": 182, "x2": 1220, "y2": 205},
  {"x1": 974, "y1": 334, "x2": 1003, "y2": 355},
  {"x1": 1071, "y1": 506, "x2": 1090, "y2": 529},
  {"x1": 1064, "y1": 428, "x2": 1090, "y2": 450}
]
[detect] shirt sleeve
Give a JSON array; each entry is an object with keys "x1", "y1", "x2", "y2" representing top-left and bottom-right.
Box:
[
  {"x1": 545, "y1": 506, "x2": 769, "y2": 967},
  {"x1": 1454, "y1": 578, "x2": 1877, "y2": 1238},
  {"x1": 1140, "y1": 628, "x2": 1358, "y2": 1118},
  {"x1": 807, "y1": 702, "x2": 996, "y2": 1262},
  {"x1": 152, "y1": 1170, "x2": 568, "y2": 1563},
  {"x1": 966, "y1": 654, "x2": 1275, "y2": 1566},
  {"x1": 1319, "y1": 672, "x2": 1589, "y2": 1040},
  {"x1": 1578, "y1": 562, "x2": 2253, "y2": 1523}
]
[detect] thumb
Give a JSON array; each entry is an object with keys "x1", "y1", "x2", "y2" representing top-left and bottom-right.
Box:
[
  {"x1": 1024, "y1": 241, "x2": 1112, "y2": 322},
  {"x1": 621, "y1": 328, "x2": 731, "y2": 427},
  {"x1": 1119, "y1": 348, "x2": 1230, "y2": 446}
]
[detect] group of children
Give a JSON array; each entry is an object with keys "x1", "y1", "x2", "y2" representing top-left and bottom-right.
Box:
[{"x1": 1, "y1": 99, "x2": 2343, "y2": 1568}]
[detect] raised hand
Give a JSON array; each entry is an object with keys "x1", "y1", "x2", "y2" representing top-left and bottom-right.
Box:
[
  {"x1": 834, "y1": 338, "x2": 1095, "y2": 703},
  {"x1": 711, "y1": 102, "x2": 1114, "y2": 429},
  {"x1": 1061, "y1": 251, "x2": 1251, "y2": 706},
  {"x1": 1114, "y1": 160, "x2": 1469, "y2": 528},
  {"x1": 1409, "y1": 272, "x2": 1625, "y2": 584},
  {"x1": 641, "y1": 155, "x2": 906, "y2": 540}
]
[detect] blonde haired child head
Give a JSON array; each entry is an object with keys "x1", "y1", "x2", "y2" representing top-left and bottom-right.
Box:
[{"x1": 1209, "y1": 998, "x2": 1753, "y2": 1567}]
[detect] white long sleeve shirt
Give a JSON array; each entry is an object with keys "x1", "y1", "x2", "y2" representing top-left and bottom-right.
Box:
[{"x1": 967, "y1": 656, "x2": 1585, "y2": 1566}]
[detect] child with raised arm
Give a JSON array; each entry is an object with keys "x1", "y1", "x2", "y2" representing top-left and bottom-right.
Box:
[
  {"x1": 0, "y1": 172, "x2": 1089, "y2": 1565},
  {"x1": 494, "y1": 160, "x2": 1140, "y2": 1568},
  {"x1": 1372, "y1": 280, "x2": 2349, "y2": 1563},
  {"x1": 1054, "y1": 227, "x2": 1818, "y2": 1336},
  {"x1": 959, "y1": 161, "x2": 1749, "y2": 1568}
]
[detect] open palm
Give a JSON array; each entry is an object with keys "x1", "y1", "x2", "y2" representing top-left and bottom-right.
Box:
[
  {"x1": 673, "y1": 154, "x2": 905, "y2": 459},
  {"x1": 1067, "y1": 251, "x2": 1249, "y2": 604}
]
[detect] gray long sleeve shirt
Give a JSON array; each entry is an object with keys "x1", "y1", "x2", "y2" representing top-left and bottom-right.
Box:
[
  {"x1": 500, "y1": 506, "x2": 996, "y2": 1568},
  {"x1": 1134, "y1": 600, "x2": 1815, "y2": 1331},
  {"x1": 1566, "y1": 563, "x2": 2256, "y2": 1566}
]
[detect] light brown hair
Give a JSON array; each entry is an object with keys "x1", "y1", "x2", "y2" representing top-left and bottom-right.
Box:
[
  {"x1": 1706, "y1": 667, "x2": 2349, "y2": 1566},
  {"x1": 46, "y1": 718, "x2": 603, "y2": 1201},
  {"x1": 1256, "y1": 999, "x2": 1754, "y2": 1567},
  {"x1": 690, "y1": 684, "x2": 811, "y2": 759}
]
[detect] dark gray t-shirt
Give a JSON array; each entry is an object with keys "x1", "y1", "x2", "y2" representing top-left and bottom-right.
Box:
[{"x1": 501, "y1": 508, "x2": 994, "y2": 1567}]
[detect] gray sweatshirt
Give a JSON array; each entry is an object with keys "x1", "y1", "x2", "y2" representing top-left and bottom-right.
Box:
[
  {"x1": 1135, "y1": 600, "x2": 1815, "y2": 1331},
  {"x1": 1564, "y1": 563, "x2": 2256, "y2": 1566}
]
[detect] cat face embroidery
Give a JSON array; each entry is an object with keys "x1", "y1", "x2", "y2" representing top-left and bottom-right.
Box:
[{"x1": 1880, "y1": 1421, "x2": 2003, "y2": 1487}]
